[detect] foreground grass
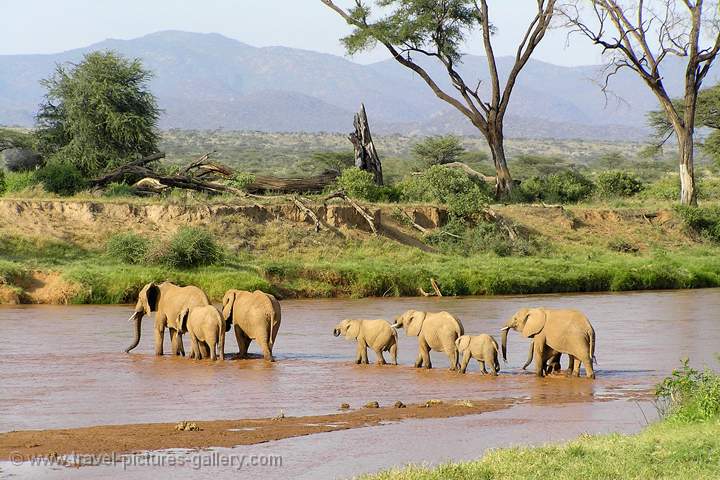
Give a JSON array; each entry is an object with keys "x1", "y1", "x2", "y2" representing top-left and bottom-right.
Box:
[{"x1": 363, "y1": 418, "x2": 720, "y2": 480}]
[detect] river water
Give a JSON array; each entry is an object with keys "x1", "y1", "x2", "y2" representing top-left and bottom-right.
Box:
[{"x1": 1, "y1": 289, "x2": 719, "y2": 478}]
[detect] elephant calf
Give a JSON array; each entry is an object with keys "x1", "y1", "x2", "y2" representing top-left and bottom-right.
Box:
[
  {"x1": 456, "y1": 334, "x2": 500, "y2": 375},
  {"x1": 392, "y1": 310, "x2": 464, "y2": 370},
  {"x1": 178, "y1": 305, "x2": 226, "y2": 361},
  {"x1": 333, "y1": 319, "x2": 398, "y2": 365}
]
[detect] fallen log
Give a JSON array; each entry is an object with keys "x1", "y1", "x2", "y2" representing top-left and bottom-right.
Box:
[
  {"x1": 91, "y1": 152, "x2": 165, "y2": 186},
  {"x1": 245, "y1": 171, "x2": 339, "y2": 194}
]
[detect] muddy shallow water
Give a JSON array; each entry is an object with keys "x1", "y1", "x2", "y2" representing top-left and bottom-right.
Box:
[{"x1": 1, "y1": 289, "x2": 719, "y2": 478}]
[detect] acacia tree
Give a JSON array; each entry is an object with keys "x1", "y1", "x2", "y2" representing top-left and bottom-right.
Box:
[
  {"x1": 561, "y1": 0, "x2": 720, "y2": 206},
  {"x1": 321, "y1": 0, "x2": 557, "y2": 196},
  {"x1": 36, "y1": 51, "x2": 160, "y2": 175}
]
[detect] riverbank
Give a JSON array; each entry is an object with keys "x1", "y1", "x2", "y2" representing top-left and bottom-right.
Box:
[
  {"x1": 362, "y1": 418, "x2": 720, "y2": 479},
  {"x1": 1, "y1": 197, "x2": 720, "y2": 304}
]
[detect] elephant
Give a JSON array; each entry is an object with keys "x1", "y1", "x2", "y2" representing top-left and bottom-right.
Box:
[
  {"x1": 222, "y1": 289, "x2": 281, "y2": 361},
  {"x1": 333, "y1": 319, "x2": 398, "y2": 365},
  {"x1": 456, "y1": 334, "x2": 500, "y2": 375},
  {"x1": 178, "y1": 305, "x2": 226, "y2": 361},
  {"x1": 125, "y1": 282, "x2": 210, "y2": 356},
  {"x1": 501, "y1": 308, "x2": 596, "y2": 378},
  {"x1": 392, "y1": 310, "x2": 464, "y2": 370},
  {"x1": 522, "y1": 341, "x2": 564, "y2": 375}
]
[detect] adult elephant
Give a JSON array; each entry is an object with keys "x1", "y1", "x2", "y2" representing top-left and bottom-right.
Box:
[
  {"x1": 125, "y1": 282, "x2": 210, "y2": 356},
  {"x1": 392, "y1": 310, "x2": 464, "y2": 370},
  {"x1": 222, "y1": 289, "x2": 281, "y2": 361},
  {"x1": 501, "y1": 308, "x2": 596, "y2": 378}
]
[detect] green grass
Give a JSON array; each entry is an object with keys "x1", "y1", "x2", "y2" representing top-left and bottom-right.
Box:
[
  {"x1": 363, "y1": 420, "x2": 720, "y2": 480},
  {"x1": 363, "y1": 360, "x2": 720, "y2": 480}
]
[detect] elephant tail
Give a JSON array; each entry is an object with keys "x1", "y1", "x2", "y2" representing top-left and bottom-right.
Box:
[
  {"x1": 267, "y1": 295, "x2": 281, "y2": 350},
  {"x1": 590, "y1": 329, "x2": 597, "y2": 366}
]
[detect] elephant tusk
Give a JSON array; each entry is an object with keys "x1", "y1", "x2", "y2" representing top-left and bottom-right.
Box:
[
  {"x1": 128, "y1": 312, "x2": 138, "y2": 322},
  {"x1": 500, "y1": 326, "x2": 510, "y2": 331},
  {"x1": 390, "y1": 323, "x2": 400, "y2": 329}
]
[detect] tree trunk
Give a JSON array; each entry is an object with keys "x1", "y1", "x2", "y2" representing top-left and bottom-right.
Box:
[
  {"x1": 488, "y1": 130, "x2": 513, "y2": 197},
  {"x1": 349, "y1": 103, "x2": 383, "y2": 186},
  {"x1": 677, "y1": 130, "x2": 698, "y2": 206}
]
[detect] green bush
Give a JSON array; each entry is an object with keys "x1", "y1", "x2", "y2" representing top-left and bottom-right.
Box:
[
  {"x1": 595, "y1": 170, "x2": 644, "y2": 198},
  {"x1": 103, "y1": 182, "x2": 137, "y2": 197},
  {"x1": 674, "y1": 205, "x2": 720, "y2": 242},
  {"x1": 36, "y1": 161, "x2": 87, "y2": 196},
  {"x1": 105, "y1": 232, "x2": 150, "y2": 264},
  {"x1": 642, "y1": 175, "x2": 680, "y2": 200},
  {"x1": 656, "y1": 358, "x2": 720, "y2": 423},
  {"x1": 162, "y1": 227, "x2": 223, "y2": 268},
  {"x1": 412, "y1": 135, "x2": 465, "y2": 167},
  {"x1": 3, "y1": 170, "x2": 39, "y2": 194},
  {"x1": 336, "y1": 167, "x2": 384, "y2": 202},
  {"x1": 228, "y1": 172, "x2": 256, "y2": 191},
  {"x1": 399, "y1": 165, "x2": 490, "y2": 219},
  {"x1": 425, "y1": 218, "x2": 540, "y2": 257},
  {"x1": 520, "y1": 170, "x2": 594, "y2": 203},
  {"x1": 0, "y1": 169, "x2": 5, "y2": 195},
  {"x1": 699, "y1": 177, "x2": 720, "y2": 200}
]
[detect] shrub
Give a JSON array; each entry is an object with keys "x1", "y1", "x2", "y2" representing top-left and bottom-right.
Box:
[
  {"x1": 4, "y1": 171, "x2": 39, "y2": 194},
  {"x1": 674, "y1": 205, "x2": 720, "y2": 242},
  {"x1": 0, "y1": 170, "x2": 5, "y2": 195},
  {"x1": 699, "y1": 176, "x2": 720, "y2": 200},
  {"x1": 36, "y1": 161, "x2": 87, "y2": 196},
  {"x1": 595, "y1": 170, "x2": 644, "y2": 198},
  {"x1": 656, "y1": 358, "x2": 720, "y2": 422},
  {"x1": 399, "y1": 165, "x2": 490, "y2": 219},
  {"x1": 228, "y1": 172, "x2": 256, "y2": 191},
  {"x1": 106, "y1": 232, "x2": 150, "y2": 264},
  {"x1": 162, "y1": 227, "x2": 222, "y2": 268},
  {"x1": 103, "y1": 182, "x2": 137, "y2": 197},
  {"x1": 336, "y1": 167, "x2": 383, "y2": 201},
  {"x1": 520, "y1": 170, "x2": 594, "y2": 203},
  {"x1": 412, "y1": 135, "x2": 465, "y2": 167},
  {"x1": 2, "y1": 148, "x2": 43, "y2": 172},
  {"x1": 642, "y1": 175, "x2": 680, "y2": 200}
]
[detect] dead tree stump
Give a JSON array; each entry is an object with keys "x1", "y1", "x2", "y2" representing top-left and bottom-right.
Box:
[{"x1": 349, "y1": 103, "x2": 383, "y2": 186}]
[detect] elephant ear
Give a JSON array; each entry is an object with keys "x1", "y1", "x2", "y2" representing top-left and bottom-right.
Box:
[
  {"x1": 178, "y1": 308, "x2": 190, "y2": 333},
  {"x1": 522, "y1": 309, "x2": 546, "y2": 338},
  {"x1": 139, "y1": 283, "x2": 160, "y2": 314},
  {"x1": 345, "y1": 320, "x2": 361, "y2": 339},
  {"x1": 456, "y1": 335, "x2": 470, "y2": 352},
  {"x1": 222, "y1": 291, "x2": 236, "y2": 324},
  {"x1": 406, "y1": 311, "x2": 426, "y2": 337}
]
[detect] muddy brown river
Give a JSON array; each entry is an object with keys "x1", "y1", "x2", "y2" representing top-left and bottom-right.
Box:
[{"x1": 1, "y1": 289, "x2": 719, "y2": 479}]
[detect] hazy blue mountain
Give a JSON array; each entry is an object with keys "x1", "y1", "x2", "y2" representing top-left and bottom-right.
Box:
[{"x1": 0, "y1": 30, "x2": 712, "y2": 140}]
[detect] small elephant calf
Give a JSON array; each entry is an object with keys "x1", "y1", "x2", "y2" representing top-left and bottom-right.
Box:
[
  {"x1": 178, "y1": 305, "x2": 226, "y2": 361},
  {"x1": 455, "y1": 334, "x2": 500, "y2": 375},
  {"x1": 333, "y1": 319, "x2": 398, "y2": 365}
]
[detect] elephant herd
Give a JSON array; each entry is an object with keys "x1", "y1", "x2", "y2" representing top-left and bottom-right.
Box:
[{"x1": 125, "y1": 281, "x2": 597, "y2": 378}]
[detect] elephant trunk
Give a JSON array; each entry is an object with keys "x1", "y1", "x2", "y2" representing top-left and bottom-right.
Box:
[
  {"x1": 501, "y1": 327, "x2": 509, "y2": 362},
  {"x1": 522, "y1": 341, "x2": 534, "y2": 370},
  {"x1": 125, "y1": 312, "x2": 142, "y2": 353}
]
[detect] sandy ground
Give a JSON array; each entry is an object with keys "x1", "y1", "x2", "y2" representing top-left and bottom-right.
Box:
[{"x1": 0, "y1": 398, "x2": 514, "y2": 462}]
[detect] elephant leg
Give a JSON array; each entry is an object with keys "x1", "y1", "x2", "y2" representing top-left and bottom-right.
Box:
[
  {"x1": 189, "y1": 334, "x2": 200, "y2": 360},
  {"x1": 355, "y1": 342, "x2": 364, "y2": 364},
  {"x1": 488, "y1": 359, "x2": 498, "y2": 376},
  {"x1": 259, "y1": 338, "x2": 274, "y2": 362},
  {"x1": 234, "y1": 325, "x2": 249, "y2": 358},
  {"x1": 480, "y1": 360, "x2": 488, "y2": 374},
  {"x1": 170, "y1": 329, "x2": 183, "y2": 356},
  {"x1": 209, "y1": 341, "x2": 217, "y2": 361},
  {"x1": 533, "y1": 337, "x2": 546, "y2": 377},
  {"x1": 564, "y1": 355, "x2": 575, "y2": 376},
  {"x1": 444, "y1": 342, "x2": 459, "y2": 371},
  {"x1": 414, "y1": 351, "x2": 423, "y2": 368},
  {"x1": 420, "y1": 341, "x2": 431, "y2": 369},
  {"x1": 390, "y1": 342, "x2": 398, "y2": 365},
  {"x1": 360, "y1": 342, "x2": 369, "y2": 364},
  {"x1": 459, "y1": 351, "x2": 470, "y2": 374},
  {"x1": 373, "y1": 348, "x2": 386, "y2": 365},
  {"x1": 199, "y1": 342, "x2": 210, "y2": 359},
  {"x1": 154, "y1": 327, "x2": 164, "y2": 356},
  {"x1": 582, "y1": 356, "x2": 595, "y2": 379},
  {"x1": 572, "y1": 357, "x2": 582, "y2": 377}
]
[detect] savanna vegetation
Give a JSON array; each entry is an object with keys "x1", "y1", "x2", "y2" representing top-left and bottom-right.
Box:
[{"x1": 362, "y1": 358, "x2": 720, "y2": 480}]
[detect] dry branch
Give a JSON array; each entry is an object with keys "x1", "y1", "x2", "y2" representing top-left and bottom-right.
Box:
[
  {"x1": 397, "y1": 208, "x2": 429, "y2": 234},
  {"x1": 419, "y1": 278, "x2": 443, "y2": 297},
  {"x1": 292, "y1": 196, "x2": 323, "y2": 232},
  {"x1": 324, "y1": 190, "x2": 378, "y2": 235}
]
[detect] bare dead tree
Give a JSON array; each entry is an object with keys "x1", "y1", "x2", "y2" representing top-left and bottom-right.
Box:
[
  {"x1": 321, "y1": 0, "x2": 557, "y2": 197},
  {"x1": 560, "y1": 0, "x2": 720, "y2": 206},
  {"x1": 349, "y1": 103, "x2": 384, "y2": 185}
]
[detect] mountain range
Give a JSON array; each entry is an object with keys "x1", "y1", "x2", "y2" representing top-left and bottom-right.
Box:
[{"x1": 0, "y1": 30, "x2": 713, "y2": 141}]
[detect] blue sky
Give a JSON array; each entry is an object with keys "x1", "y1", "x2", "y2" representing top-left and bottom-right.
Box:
[{"x1": 0, "y1": 1, "x2": 601, "y2": 65}]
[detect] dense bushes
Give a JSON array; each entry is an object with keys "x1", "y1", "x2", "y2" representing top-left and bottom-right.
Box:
[
  {"x1": 4, "y1": 171, "x2": 40, "y2": 194},
  {"x1": 426, "y1": 218, "x2": 541, "y2": 257},
  {"x1": 106, "y1": 227, "x2": 222, "y2": 268},
  {"x1": 102, "y1": 182, "x2": 137, "y2": 197},
  {"x1": 520, "y1": 170, "x2": 595, "y2": 203},
  {"x1": 36, "y1": 161, "x2": 87, "y2": 196},
  {"x1": 674, "y1": 205, "x2": 720, "y2": 241},
  {"x1": 399, "y1": 165, "x2": 490, "y2": 219},
  {"x1": 595, "y1": 170, "x2": 644, "y2": 197},
  {"x1": 336, "y1": 167, "x2": 398, "y2": 202},
  {"x1": 656, "y1": 358, "x2": 720, "y2": 423},
  {"x1": 0, "y1": 169, "x2": 5, "y2": 195}
]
